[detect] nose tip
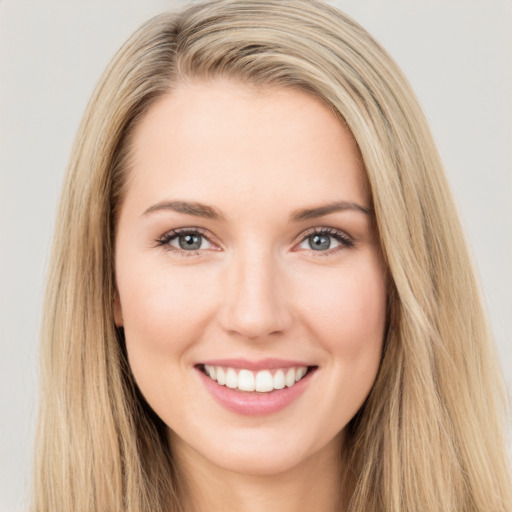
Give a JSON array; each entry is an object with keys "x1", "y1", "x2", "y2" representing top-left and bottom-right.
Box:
[
  {"x1": 218, "y1": 254, "x2": 292, "y2": 340},
  {"x1": 222, "y1": 295, "x2": 290, "y2": 340}
]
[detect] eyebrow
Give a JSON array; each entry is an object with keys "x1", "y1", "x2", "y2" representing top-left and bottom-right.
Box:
[
  {"x1": 289, "y1": 201, "x2": 373, "y2": 222},
  {"x1": 143, "y1": 200, "x2": 227, "y2": 221},
  {"x1": 143, "y1": 199, "x2": 372, "y2": 222}
]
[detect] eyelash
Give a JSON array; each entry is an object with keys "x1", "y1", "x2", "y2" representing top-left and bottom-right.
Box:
[{"x1": 155, "y1": 227, "x2": 354, "y2": 258}]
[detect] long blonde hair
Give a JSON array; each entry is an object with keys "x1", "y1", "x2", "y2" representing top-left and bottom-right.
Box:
[{"x1": 34, "y1": 1, "x2": 512, "y2": 510}]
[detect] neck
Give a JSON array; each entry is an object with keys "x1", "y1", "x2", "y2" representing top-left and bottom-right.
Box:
[{"x1": 170, "y1": 431, "x2": 349, "y2": 512}]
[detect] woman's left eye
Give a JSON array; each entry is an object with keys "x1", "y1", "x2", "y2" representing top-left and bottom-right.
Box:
[{"x1": 296, "y1": 228, "x2": 354, "y2": 253}]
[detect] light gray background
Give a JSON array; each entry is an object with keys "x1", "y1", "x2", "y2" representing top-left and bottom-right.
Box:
[{"x1": 1, "y1": 1, "x2": 511, "y2": 511}]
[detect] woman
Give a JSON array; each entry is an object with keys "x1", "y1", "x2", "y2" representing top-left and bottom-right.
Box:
[{"x1": 34, "y1": 0, "x2": 512, "y2": 511}]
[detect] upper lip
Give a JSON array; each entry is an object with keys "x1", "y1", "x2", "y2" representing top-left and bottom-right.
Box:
[{"x1": 198, "y1": 358, "x2": 314, "y2": 371}]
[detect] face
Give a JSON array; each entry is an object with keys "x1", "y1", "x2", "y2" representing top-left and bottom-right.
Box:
[{"x1": 114, "y1": 79, "x2": 387, "y2": 476}]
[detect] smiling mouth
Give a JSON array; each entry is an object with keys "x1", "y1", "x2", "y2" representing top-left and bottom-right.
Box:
[{"x1": 198, "y1": 364, "x2": 317, "y2": 393}]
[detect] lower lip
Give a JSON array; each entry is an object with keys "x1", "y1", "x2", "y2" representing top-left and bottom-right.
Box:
[{"x1": 197, "y1": 367, "x2": 315, "y2": 416}]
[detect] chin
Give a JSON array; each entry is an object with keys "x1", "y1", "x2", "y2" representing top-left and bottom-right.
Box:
[
  {"x1": 207, "y1": 444, "x2": 312, "y2": 477},
  {"x1": 169, "y1": 423, "x2": 344, "y2": 478}
]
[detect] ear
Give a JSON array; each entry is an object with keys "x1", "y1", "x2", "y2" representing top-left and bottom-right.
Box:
[{"x1": 113, "y1": 290, "x2": 123, "y2": 327}]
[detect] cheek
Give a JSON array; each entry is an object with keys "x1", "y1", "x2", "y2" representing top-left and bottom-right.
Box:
[
  {"x1": 116, "y1": 259, "x2": 217, "y2": 387},
  {"x1": 297, "y1": 260, "x2": 386, "y2": 430},
  {"x1": 119, "y1": 257, "x2": 212, "y2": 335},
  {"x1": 303, "y1": 259, "x2": 386, "y2": 333},
  {"x1": 298, "y1": 258, "x2": 387, "y2": 377}
]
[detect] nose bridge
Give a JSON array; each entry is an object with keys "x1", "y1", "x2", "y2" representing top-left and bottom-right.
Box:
[{"x1": 219, "y1": 242, "x2": 291, "y2": 340}]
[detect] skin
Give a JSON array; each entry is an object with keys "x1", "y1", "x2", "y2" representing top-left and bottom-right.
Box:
[{"x1": 114, "y1": 79, "x2": 387, "y2": 512}]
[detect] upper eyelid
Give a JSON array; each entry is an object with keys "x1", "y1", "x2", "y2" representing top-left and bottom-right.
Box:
[
  {"x1": 162, "y1": 226, "x2": 215, "y2": 240},
  {"x1": 297, "y1": 226, "x2": 350, "y2": 238}
]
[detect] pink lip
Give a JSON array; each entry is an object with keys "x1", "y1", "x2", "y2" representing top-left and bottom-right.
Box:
[
  {"x1": 196, "y1": 365, "x2": 316, "y2": 416},
  {"x1": 199, "y1": 358, "x2": 311, "y2": 371}
]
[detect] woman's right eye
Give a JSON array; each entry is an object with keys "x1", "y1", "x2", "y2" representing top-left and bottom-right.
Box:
[{"x1": 157, "y1": 229, "x2": 215, "y2": 255}]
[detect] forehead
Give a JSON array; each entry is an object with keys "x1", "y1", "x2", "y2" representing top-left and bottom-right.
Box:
[{"x1": 123, "y1": 79, "x2": 369, "y2": 220}]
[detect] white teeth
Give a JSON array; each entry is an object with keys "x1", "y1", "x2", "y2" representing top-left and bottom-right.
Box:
[
  {"x1": 296, "y1": 367, "x2": 307, "y2": 381},
  {"x1": 226, "y1": 368, "x2": 238, "y2": 389},
  {"x1": 238, "y1": 369, "x2": 255, "y2": 391},
  {"x1": 285, "y1": 368, "x2": 296, "y2": 387},
  {"x1": 203, "y1": 365, "x2": 310, "y2": 393},
  {"x1": 273, "y1": 369, "x2": 285, "y2": 390},
  {"x1": 205, "y1": 364, "x2": 217, "y2": 380},
  {"x1": 217, "y1": 367, "x2": 226, "y2": 385},
  {"x1": 255, "y1": 370, "x2": 273, "y2": 392}
]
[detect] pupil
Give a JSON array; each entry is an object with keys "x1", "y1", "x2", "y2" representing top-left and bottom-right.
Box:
[
  {"x1": 179, "y1": 234, "x2": 202, "y2": 250},
  {"x1": 310, "y1": 234, "x2": 330, "y2": 251}
]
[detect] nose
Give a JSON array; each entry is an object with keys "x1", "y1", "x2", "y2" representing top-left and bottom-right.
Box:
[{"x1": 218, "y1": 247, "x2": 293, "y2": 340}]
